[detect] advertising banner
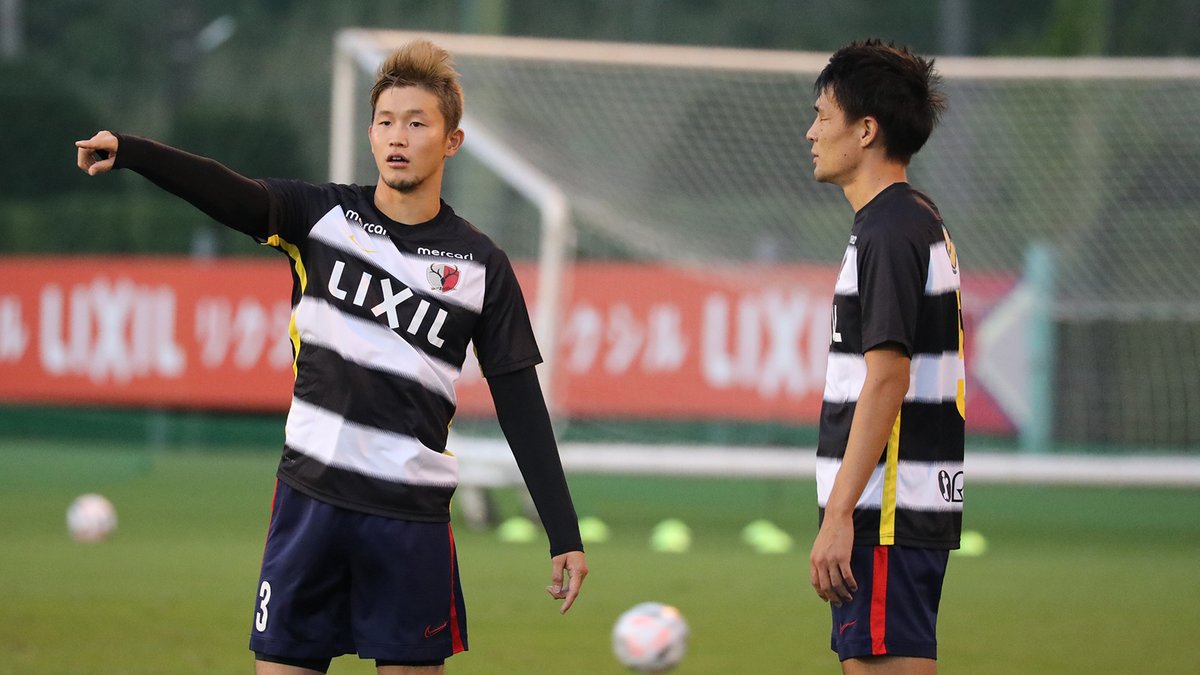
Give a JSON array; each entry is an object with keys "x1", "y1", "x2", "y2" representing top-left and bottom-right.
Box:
[
  {"x1": 0, "y1": 258, "x2": 295, "y2": 410},
  {"x1": 0, "y1": 257, "x2": 1014, "y2": 432}
]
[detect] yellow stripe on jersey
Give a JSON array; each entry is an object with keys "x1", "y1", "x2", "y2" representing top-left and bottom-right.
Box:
[
  {"x1": 266, "y1": 234, "x2": 308, "y2": 377},
  {"x1": 879, "y1": 411, "x2": 902, "y2": 545},
  {"x1": 955, "y1": 287, "x2": 966, "y2": 419}
]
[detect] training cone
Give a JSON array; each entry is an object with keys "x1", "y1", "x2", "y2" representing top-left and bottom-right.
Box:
[
  {"x1": 741, "y1": 519, "x2": 794, "y2": 554},
  {"x1": 578, "y1": 516, "x2": 611, "y2": 543},
  {"x1": 649, "y1": 518, "x2": 692, "y2": 553},
  {"x1": 497, "y1": 516, "x2": 538, "y2": 543},
  {"x1": 952, "y1": 530, "x2": 988, "y2": 557}
]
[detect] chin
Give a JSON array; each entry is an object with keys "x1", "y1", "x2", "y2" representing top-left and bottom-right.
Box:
[
  {"x1": 385, "y1": 177, "x2": 423, "y2": 194},
  {"x1": 813, "y1": 166, "x2": 844, "y2": 185}
]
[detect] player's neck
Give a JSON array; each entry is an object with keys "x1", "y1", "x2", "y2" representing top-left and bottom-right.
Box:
[
  {"x1": 373, "y1": 178, "x2": 444, "y2": 225},
  {"x1": 842, "y1": 161, "x2": 908, "y2": 213}
]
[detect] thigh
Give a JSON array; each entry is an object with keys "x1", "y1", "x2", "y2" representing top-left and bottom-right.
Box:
[
  {"x1": 249, "y1": 480, "x2": 354, "y2": 660},
  {"x1": 830, "y1": 545, "x2": 948, "y2": 662},
  {"x1": 346, "y1": 515, "x2": 468, "y2": 663}
]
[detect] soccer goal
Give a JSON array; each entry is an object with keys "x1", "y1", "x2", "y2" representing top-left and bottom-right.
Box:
[{"x1": 331, "y1": 30, "x2": 1200, "y2": 483}]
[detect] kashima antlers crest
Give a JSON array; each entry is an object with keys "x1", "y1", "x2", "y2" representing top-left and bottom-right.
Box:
[{"x1": 426, "y1": 263, "x2": 460, "y2": 292}]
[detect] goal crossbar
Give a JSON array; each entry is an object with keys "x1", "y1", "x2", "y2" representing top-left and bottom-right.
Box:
[{"x1": 337, "y1": 28, "x2": 1200, "y2": 78}]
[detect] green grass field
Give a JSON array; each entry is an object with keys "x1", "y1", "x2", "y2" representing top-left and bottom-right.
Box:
[{"x1": 2, "y1": 439, "x2": 1198, "y2": 674}]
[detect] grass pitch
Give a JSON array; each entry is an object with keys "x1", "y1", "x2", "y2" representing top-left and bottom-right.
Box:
[{"x1": 1, "y1": 439, "x2": 1197, "y2": 674}]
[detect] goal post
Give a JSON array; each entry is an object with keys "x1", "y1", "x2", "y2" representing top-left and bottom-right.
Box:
[{"x1": 331, "y1": 29, "x2": 1200, "y2": 467}]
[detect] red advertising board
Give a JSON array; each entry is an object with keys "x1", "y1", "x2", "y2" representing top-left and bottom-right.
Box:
[
  {"x1": 458, "y1": 262, "x2": 1014, "y2": 433},
  {"x1": 0, "y1": 257, "x2": 1014, "y2": 432},
  {"x1": 457, "y1": 263, "x2": 845, "y2": 421},
  {"x1": 0, "y1": 257, "x2": 295, "y2": 410}
]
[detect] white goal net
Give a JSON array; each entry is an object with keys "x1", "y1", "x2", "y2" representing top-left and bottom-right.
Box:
[{"x1": 332, "y1": 30, "x2": 1200, "y2": 465}]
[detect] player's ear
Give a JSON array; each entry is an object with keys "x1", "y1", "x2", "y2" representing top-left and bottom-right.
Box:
[
  {"x1": 859, "y1": 116, "x2": 881, "y2": 149},
  {"x1": 445, "y1": 128, "x2": 465, "y2": 157}
]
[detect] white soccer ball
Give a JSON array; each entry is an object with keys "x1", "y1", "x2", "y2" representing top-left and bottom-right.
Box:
[
  {"x1": 612, "y1": 602, "x2": 689, "y2": 673},
  {"x1": 66, "y1": 493, "x2": 118, "y2": 542}
]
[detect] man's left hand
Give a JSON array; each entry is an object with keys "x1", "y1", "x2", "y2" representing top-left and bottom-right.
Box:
[{"x1": 546, "y1": 550, "x2": 588, "y2": 614}]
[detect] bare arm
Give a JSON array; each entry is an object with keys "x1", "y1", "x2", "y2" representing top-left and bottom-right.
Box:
[{"x1": 810, "y1": 343, "x2": 911, "y2": 605}]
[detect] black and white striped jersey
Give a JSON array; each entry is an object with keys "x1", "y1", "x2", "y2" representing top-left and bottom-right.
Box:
[
  {"x1": 260, "y1": 180, "x2": 541, "y2": 522},
  {"x1": 817, "y1": 182, "x2": 965, "y2": 549}
]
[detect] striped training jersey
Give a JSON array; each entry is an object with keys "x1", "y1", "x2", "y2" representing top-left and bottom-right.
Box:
[
  {"x1": 817, "y1": 182, "x2": 965, "y2": 549},
  {"x1": 260, "y1": 180, "x2": 541, "y2": 522}
]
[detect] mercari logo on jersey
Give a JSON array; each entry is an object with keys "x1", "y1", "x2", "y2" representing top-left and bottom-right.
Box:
[
  {"x1": 417, "y1": 246, "x2": 473, "y2": 261},
  {"x1": 344, "y1": 210, "x2": 387, "y2": 237},
  {"x1": 325, "y1": 259, "x2": 448, "y2": 348}
]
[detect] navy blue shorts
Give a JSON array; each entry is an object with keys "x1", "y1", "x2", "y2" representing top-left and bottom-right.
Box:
[
  {"x1": 248, "y1": 480, "x2": 468, "y2": 663},
  {"x1": 830, "y1": 545, "x2": 948, "y2": 662}
]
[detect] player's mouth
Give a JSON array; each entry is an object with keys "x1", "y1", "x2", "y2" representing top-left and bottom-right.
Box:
[{"x1": 386, "y1": 153, "x2": 410, "y2": 168}]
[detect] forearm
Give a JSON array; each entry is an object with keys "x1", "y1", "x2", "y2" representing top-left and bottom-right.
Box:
[
  {"x1": 825, "y1": 347, "x2": 911, "y2": 519},
  {"x1": 487, "y1": 367, "x2": 583, "y2": 556},
  {"x1": 113, "y1": 133, "x2": 270, "y2": 238}
]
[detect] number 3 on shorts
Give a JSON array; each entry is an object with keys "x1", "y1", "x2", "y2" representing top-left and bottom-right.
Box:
[{"x1": 255, "y1": 581, "x2": 272, "y2": 632}]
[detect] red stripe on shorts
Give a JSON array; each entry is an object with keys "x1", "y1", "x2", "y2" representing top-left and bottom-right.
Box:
[
  {"x1": 260, "y1": 478, "x2": 280, "y2": 556},
  {"x1": 448, "y1": 524, "x2": 466, "y2": 654},
  {"x1": 871, "y1": 545, "x2": 889, "y2": 655}
]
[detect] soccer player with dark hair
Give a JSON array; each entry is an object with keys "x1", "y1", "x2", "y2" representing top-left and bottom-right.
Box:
[
  {"x1": 77, "y1": 38, "x2": 587, "y2": 675},
  {"x1": 806, "y1": 39, "x2": 963, "y2": 674}
]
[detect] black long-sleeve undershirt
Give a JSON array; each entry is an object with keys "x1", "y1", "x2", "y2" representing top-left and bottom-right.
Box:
[
  {"x1": 113, "y1": 133, "x2": 583, "y2": 556},
  {"x1": 113, "y1": 133, "x2": 271, "y2": 238},
  {"x1": 488, "y1": 366, "x2": 583, "y2": 556}
]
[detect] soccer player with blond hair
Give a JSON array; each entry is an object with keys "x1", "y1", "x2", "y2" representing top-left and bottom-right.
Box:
[{"x1": 77, "y1": 38, "x2": 587, "y2": 675}]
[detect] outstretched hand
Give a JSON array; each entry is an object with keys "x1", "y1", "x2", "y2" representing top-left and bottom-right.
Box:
[
  {"x1": 75, "y1": 131, "x2": 119, "y2": 175},
  {"x1": 546, "y1": 550, "x2": 588, "y2": 614}
]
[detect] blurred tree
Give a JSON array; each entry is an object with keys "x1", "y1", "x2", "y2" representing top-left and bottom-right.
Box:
[
  {"x1": 0, "y1": 61, "x2": 101, "y2": 199},
  {"x1": 169, "y1": 104, "x2": 311, "y2": 180},
  {"x1": 6, "y1": 0, "x2": 1200, "y2": 256},
  {"x1": 1109, "y1": 0, "x2": 1200, "y2": 56},
  {"x1": 1042, "y1": 0, "x2": 1113, "y2": 55}
]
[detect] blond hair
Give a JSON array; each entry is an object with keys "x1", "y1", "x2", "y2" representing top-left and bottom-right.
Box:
[{"x1": 369, "y1": 39, "x2": 464, "y2": 134}]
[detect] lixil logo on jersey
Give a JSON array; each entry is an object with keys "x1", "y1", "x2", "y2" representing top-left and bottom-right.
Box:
[{"x1": 426, "y1": 264, "x2": 460, "y2": 292}]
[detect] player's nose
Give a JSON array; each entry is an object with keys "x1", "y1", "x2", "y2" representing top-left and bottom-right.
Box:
[{"x1": 389, "y1": 129, "x2": 407, "y2": 144}]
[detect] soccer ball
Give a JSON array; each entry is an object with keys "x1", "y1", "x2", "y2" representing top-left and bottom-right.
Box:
[
  {"x1": 66, "y1": 493, "x2": 118, "y2": 542},
  {"x1": 612, "y1": 602, "x2": 688, "y2": 672}
]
